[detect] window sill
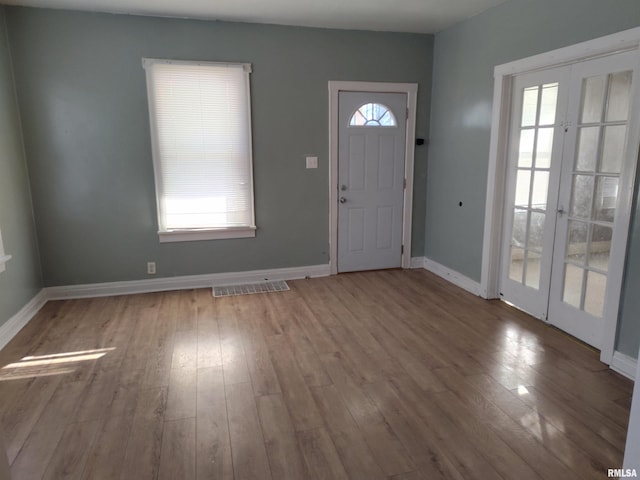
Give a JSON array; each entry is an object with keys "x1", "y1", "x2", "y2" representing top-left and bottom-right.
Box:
[{"x1": 158, "y1": 227, "x2": 256, "y2": 243}]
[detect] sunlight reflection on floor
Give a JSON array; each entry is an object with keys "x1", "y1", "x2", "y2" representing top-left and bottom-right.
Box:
[{"x1": 0, "y1": 347, "x2": 115, "y2": 381}]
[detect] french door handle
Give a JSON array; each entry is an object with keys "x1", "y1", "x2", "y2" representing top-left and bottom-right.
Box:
[{"x1": 557, "y1": 208, "x2": 566, "y2": 216}]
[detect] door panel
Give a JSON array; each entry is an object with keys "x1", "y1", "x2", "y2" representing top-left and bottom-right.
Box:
[
  {"x1": 348, "y1": 208, "x2": 365, "y2": 252},
  {"x1": 348, "y1": 136, "x2": 366, "y2": 190},
  {"x1": 337, "y1": 92, "x2": 407, "y2": 273}
]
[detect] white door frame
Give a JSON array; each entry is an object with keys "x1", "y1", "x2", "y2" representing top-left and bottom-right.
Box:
[
  {"x1": 481, "y1": 27, "x2": 640, "y2": 365},
  {"x1": 328, "y1": 81, "x2": 418, "y2": 275}
]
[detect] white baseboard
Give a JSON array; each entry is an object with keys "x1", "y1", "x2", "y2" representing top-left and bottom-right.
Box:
[
  {"x1": 410, "y1": 256, "x2": 426, "y2": 269},
  {"x1": 0, "y1": 264, "x2": 330, "y2": 352},
  {"x1": 423, "y1": 258, "x2": 482, "y2": 296},
  {"x1": 45, "y1": 264, "x2": 331, "y2": 300},
  {"x1": 611, "y1": 351, "x2": 637, "y2": 380},
  {"x1": 3, "y1": 265, "x2": 636, "y2": 385},
  {"x1": 0, "y1": 290, "x2": 48, "y2": 351}
]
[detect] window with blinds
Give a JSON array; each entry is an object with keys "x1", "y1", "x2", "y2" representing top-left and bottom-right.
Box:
[{"x1": 143, "y1": 59, "x2": 256, "y2": 242}]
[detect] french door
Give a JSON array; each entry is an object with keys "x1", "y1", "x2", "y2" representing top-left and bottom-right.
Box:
[
  {"x1": 500, "y1": 67, "x2": 570, "y2": 320},
  {"x1": 500, "y1": 50, "x2": 639, "y2": 349}
]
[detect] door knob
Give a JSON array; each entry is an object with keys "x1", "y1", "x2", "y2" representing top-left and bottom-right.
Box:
[
  {"x1": 339, "y1": 197, "x2": 347, "y2": 204},
  {"x1": 557, "y1": 207, "x2": 566, "y2": 215}
]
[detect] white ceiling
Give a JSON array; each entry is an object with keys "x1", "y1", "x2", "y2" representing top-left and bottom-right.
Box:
[{"x1": 1, "y1": 0, "x2": 509, "y2": 34}]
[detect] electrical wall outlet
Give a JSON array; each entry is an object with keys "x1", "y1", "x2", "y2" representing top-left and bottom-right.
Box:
[
  {"x1": 147, "y1": 262, "x2": 156, "y2": 275},
  {"x1": 305, "y1": 156, "x2": 318, "y2": 169}
]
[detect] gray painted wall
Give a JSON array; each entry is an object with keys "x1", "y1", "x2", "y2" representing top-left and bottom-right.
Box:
[
  {"x1": 624, "y1": 342, "x2": 640, "y2": 468},
  {"x1": 618, "y1": 169, "x2": 640, "y2": 357},
  {"x1": 5, "y1": 7, "x2": 433, "y2": 286},
  {"x1": 428, "y1": 0, "x2": 640, "y2": 357},
  {"x1": 0, "y1": 7, "x2": 42, "y2": 328}
]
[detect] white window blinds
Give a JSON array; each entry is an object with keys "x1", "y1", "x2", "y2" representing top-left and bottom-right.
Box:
[{"x1": 143, "y1": 59, "x2": 255, "y2": 238}]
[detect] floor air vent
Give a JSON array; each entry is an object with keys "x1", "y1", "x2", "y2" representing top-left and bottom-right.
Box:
[{"x1": 212, "y1": 280, "x2": 290, "y2": 298}]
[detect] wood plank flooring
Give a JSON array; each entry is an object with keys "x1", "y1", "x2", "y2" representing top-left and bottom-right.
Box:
[{"x1": 0, "y1": 269, "x2": 633, "y2": 479}]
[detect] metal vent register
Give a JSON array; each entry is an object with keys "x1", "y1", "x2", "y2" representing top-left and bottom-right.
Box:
[{"x1": 212, "y1": 280, "x2": 290, "y2": 298}]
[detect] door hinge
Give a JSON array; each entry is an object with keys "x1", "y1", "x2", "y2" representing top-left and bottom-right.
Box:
[
  {"x1": 403, "y1": 178, "x2": 407, "y2": 189},
  {"x1": 401, "y1": 245, "x2": 404, "y2": 254},
  {"x1": 406, "y1": 108, "x2": 409, "y2": 120}
]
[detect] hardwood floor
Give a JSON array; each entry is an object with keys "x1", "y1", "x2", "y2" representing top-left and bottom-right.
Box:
[{"x1": 0, "y1": 269, "x2": 633, "y2": 479}]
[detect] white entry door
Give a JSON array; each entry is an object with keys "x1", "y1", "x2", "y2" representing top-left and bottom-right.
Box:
[
  {"x1": 337, "y1": 91, "x2": 407, "y2": 273},
  {"x1": 500, "y1": 49, "x2": 640, "y2": 349}
]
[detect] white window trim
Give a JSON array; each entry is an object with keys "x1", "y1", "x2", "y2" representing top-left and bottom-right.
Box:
[
  {"x1": 0, "y1": 255, "x2": 11, "y2": 272},
  {"x1": 328, "y1": 81, "x2": 418, "y2": 275},
  {"x1": 0, "y1": 229, "x2": 9, "y2": 273},
  {"x1": 158, "y1": 226, "x2": 256, "y2": 243},
  {"x1": 481, "y1": 26, "x2": 640, "y2": 367},
  {"x1": 143, "y1": 58, "x2": 256, "y2": 243}
]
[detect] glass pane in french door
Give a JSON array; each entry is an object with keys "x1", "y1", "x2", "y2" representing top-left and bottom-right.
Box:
[
  {"x1": 508, "y1": 83, "x2": 558, "y2": 290},
  {"x1": 560, "y1": 70, "x2": 632, "y2": 317}
]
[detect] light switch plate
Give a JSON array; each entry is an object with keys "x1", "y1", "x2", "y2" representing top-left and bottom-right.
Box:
[{"x1": 306, "y1": 156, "x2": 318, "y2": 169}]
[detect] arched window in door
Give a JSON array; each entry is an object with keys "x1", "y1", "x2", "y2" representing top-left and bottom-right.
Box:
[{"x1": 349, "y1": 103, "x2": 397, "y2": 126}]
